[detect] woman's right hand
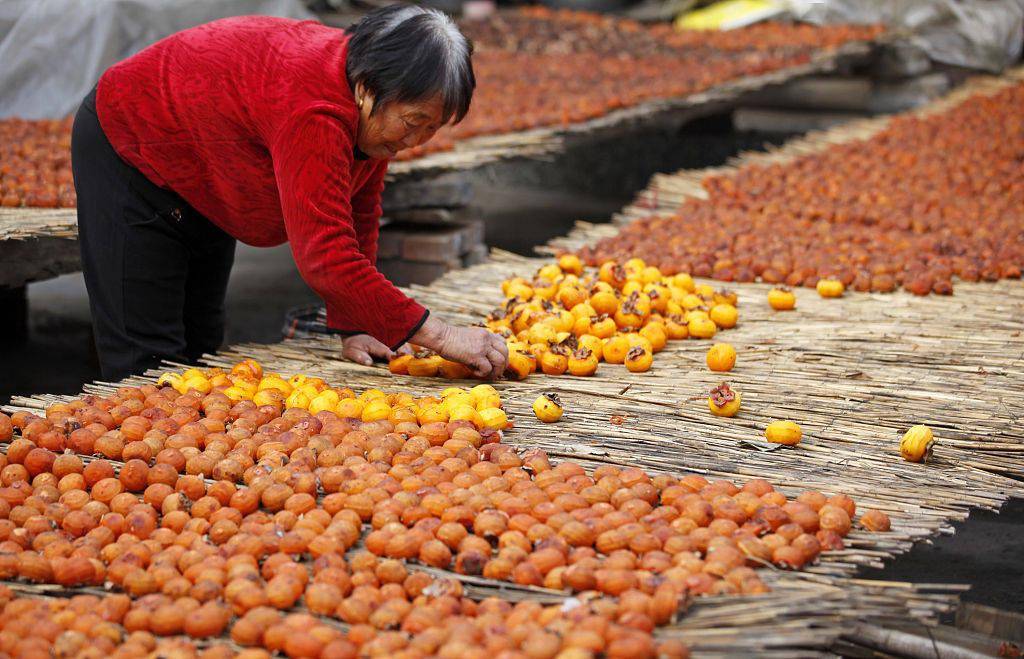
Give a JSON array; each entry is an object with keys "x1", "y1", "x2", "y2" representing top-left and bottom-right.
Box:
[{"x1": 412, "y1": 315, "x2": 508, "y2": 379}]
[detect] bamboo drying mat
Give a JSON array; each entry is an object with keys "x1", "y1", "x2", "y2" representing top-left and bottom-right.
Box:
[
  {"x1": 0, "y1": 207, "x2": 77, "y2": 241},
  {"x1": 5, "y1": 59, "x2": 1023, "y2": 659}
]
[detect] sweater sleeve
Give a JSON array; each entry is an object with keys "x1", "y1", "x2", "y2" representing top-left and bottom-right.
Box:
[
  {"x1": 351, "y1": 160, "x2": 387, "y2": 265},
  {"x1": 271, "y1": 105, "x2": 428, "y2": 349}
]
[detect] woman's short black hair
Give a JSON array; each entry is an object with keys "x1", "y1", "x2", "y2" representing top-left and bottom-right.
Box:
[{"x1": 346, "y1": 5, "x2": 475, "y2": 124}]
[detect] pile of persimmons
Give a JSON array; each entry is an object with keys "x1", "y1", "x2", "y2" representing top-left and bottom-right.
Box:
[{"x1": 0, "y1": 358, "x2": 890, "y2": 657}]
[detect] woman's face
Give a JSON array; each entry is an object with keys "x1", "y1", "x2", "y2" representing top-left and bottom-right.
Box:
[{"x1": 355, "y1": 86, "x2": 445, "y2": 160}]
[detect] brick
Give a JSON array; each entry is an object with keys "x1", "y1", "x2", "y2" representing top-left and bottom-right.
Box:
[
  {"x1": 378, "y1": 257, "x2": 459, "y2": 287},
  {"x1": 386, "y1": 207, "x2": 465, "y2": 224},
  {"x1": 460, "y1": 219, "x2": 485, "y2": 250},
  {"x1": 376, "y1": 227, "x2": 403, "y2": 259},
  {"x1": 400, "y1": 225, "x2": 465, "y2": 263},
  {"x1": 462, "y1": 243, "x2": 489, "y2": 267},
  {"x1": 382, "y1": 178, "x2": 472, "y2": 211}
]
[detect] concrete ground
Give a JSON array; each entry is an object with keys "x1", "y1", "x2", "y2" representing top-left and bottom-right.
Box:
[{"x1": 0, "y1": 115, "x2": 1021, "y2": 618}]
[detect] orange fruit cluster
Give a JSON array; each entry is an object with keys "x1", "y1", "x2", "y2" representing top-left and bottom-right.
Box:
[
  {"x1": 391, "y1": 254, "x2": 741, "y2": 381},
  {"x1": 579, "y1": 82, "x2": 1024, "y2": 295},
  {"x1": 0, "y1": 359, "x2": 891, "y2": 656},
  {"x1": 396, "y1": 10, "x2": 881, "y2": 161},
  {"x1": 0, "y1": 117, "x2": 75, "y2": 208}
]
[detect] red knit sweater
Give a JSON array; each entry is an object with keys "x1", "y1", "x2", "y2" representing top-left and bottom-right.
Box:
[{"x1": 96, "y1": 16, "x2": 428, "y2": 349}]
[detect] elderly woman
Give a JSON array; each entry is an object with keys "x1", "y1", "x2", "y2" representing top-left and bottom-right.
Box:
[{"x1": 71, "y1": 6, "x2": 507, "y2": 381}]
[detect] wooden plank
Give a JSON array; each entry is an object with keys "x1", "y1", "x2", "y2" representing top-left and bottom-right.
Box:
[{"x1": 0, "y1": 237, "x2": 80, "y2": 288}]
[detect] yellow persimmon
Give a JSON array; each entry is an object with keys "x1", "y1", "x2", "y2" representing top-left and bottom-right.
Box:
[
  {"x1": 664, "y1": 316, "x2": 689, "y2": 340},
  {"x1": 222, "y1": 386, "x2": 249, "y2": 403},
  {"x1": 569, "y1": 302, "x2": 596, "y2": 321},
  {"x1": 765, "y1": 420, "x2": 802, "y2": 446},
  {"x1": 441, "y1": 392, "x2": 475, "y2": 412},
  {"x1": 209, "y1": 374, "x2": 232, "y2": 389},
  {"x1": 474, "y1": 392, "x2": 503, "y2": 411},
  {"x1": 507, "y1": 350, "x2": 536, "y2": 380},
  {"x1": 624, "y1": 257, "x2": 646, "y2": 274},
  {"x1": 439, "y1": 360, "x2": 472, "y2": 380},
  {"x1": 706, "y1": 343, "x2": 736, "y2": 372},
  {"x1": 900, "y1": 425, "x2": 934, "y2": 463},
  {"x1": 529, "y1": 343, "x2": 549, "y2": 362},
  {"x1": 639, "y1": 323, "x2": 667, "y2": 353},
  {"x1": 624, "y1": 346, "x2": 653, "y2": 373},
  {"x1": 590, "y1": 315, "x2": 617, "y2": 339},
  {"x1": 298, "y1": 383, "x2": 321, "y2": 401},
  {"x1": 532, "y1": 279, "x2": 558, "y2": 301},
  {"x1": 567, "y1": 347, "x2": 598, "y2": 377},
  {"x1": 506, "y1": 280, "x2": 535, "y2": 301},
  {"x1": 709, "y1": 304, "x2": 738, "y2": 329},
  {"x1": 528, "y1": 323, "x2": 557, "y2": 346},
  {"x1": 571, "y1": 315, "x2": 592, "y2": 337},
  {"x1": 308, "y1": 390, "x2": 341, "y2": 415},
  {"x1": 230, "y1": 376, "x2": 258, "y2": 396},
  {"x1": 590, "y1": 290, "x2": 619, "y2": 316},
  {"x1": 558, "y1": 253, "x2": 583, "y2": 275},
  {"x1": 708, "y1": 383, "x2": 741, "y2": 417},
  {"x1": 552, "y1": 309, "x2": 575, "y2": 333},
  {"x1": 557, "y1": 285, "x2": 587, "y2": 310},
  {"x1": 230, "y1": 358, "x2": 263, "y2": 380},
  {"x1": 713, "y1": 289, "x2": 738, "y2": 307},
  {"x1": 478, "y1": 408, "x2": 509, "y2": 431},
  {"x1": 672, "y1": 273, "x2": 695, "y2": 292},
  {"x1": 540, "y1": 350, "x2": 568, "y2": 376},
  {"x1": 538, "y1": 263, "x2": 563, "y2": 281},
  {"x1": 768, "y1": 287, "x2": 796, "y2": 311},
  {"x1": 361, "y1": 399, "x2": 392, "y2": 422},
  {"x1": 182, "y1": 375, "x2": 212, "y2": 395},
  {"x1": 695, "y1": 283, "x2": 715, "y2": 299},
  {"x1": 387, "y1": 355, "x2": 419, "y2": 377},
  {"x1": 688, "y1": 316, "x2": 717, "y2": 339},
  {"x1": 258, "y1": 376, "x2": 292, "y2": 396},
  {"x1": 681, "y1": 294, "x2": 704, "y2": 310},
  {"x1": 639, "y1": 266, "x2": 663, "y2": 285},
  {"x1": 577, "y1": 335, "x2": 603, "y2": 361},
  {"x1": 599, "y1": 262, "x2": 627, "y2": 289},
  {"x1": 358, "y1": 388, "x2": 387, "y2": 402},
  {"x1": 621, "y1": 280, "x2": 644, "y2": 297},
  {"x1": 253, "y1": 389, "x2": 285, "y2": 408},
  {"x1": 603, "y1": 335, "x2": 630, "y2": 364},
  {"x1": 644, "y1": 284, "x2": 670, "y2": 313},
  {"x1": 416, "y1": 404, "x2": 448, "y2": 425},
  {"x1": 407, "y1": 355, "x2": 444, "y2": 378},
  {"x1": 157, "y1": 373, "x2": 182, "y2": 389},
  {"x1": 469, "y1": 384, "x2": 498, "y2": 402},
  {"x1": 285, "y1": 388, "x2": 312, "y2": 410},
  {"x1": 816, "y1": 278, "x2": 844, "y2": 298},
  {"x1": 335, "y1": 398, "x2": 365, "y2": 419},
  {"x1": 533, "y1": 393, "x2": 564, "y2": 423},
  {"x1": 449, "y1": 404, "x2": 483, "y2": 428}
]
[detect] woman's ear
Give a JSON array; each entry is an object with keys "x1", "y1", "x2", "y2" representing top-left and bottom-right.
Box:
[{"x1": 354, "y1": 82, "x2": 375, "y2": 113}]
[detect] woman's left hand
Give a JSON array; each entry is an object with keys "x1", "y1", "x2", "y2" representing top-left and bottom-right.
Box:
[{"x1": 341, "y1": 334, "x2": 412, "y2": 366}]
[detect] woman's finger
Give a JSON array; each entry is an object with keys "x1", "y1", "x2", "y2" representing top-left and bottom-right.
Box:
[
  {"x1": 365, "y1": 340, "x2": 395, "y2": 361},
  {"x1": 489, "y1": 334, "x2": 508, "y2": 355},
  {"x1": 395, "y1": 344, "x2": 414, "y2": 356},
  {"x1": 342, "y1": 344, "x2": 373, "y2": 366},
  {"x1": 487, "y1": 348, "x2": 507, "y2": 377},
  {"x1": 469, "y1": 356, "x2": 491, "y2": 378}
]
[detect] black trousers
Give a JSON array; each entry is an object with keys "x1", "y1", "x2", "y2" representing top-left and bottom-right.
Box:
[{"x1": 71, "y1": 89, "x2": 236, "y2": 382}]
